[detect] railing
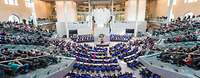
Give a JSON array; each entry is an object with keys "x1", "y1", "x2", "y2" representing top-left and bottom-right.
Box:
[
  {"x1": 0, "y1": 55, "x2": 50, "y2": 64},
  {"x1": 0, "y1": 57, "x2": 75, "y2": 78}
]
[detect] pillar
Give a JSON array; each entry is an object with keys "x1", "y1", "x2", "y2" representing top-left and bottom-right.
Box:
[
  {"x1": 31, "y1": 0, "x2": 38, "y2": 26},
  {"x1": 125, "y1": 0, "x2": 146, "y2": 37},
  {"x1": 167, "y1": 0, "x2": 174, "y2": 22},
  {"x1": 55, "y1": 1, "x2": 77, "y2": 37},
  {"x1": 138, "y1": 0, "x2": 146, "y2": 21},
  {"x1": 125, "y1": 0, "x2": 137, "y2": 21}
]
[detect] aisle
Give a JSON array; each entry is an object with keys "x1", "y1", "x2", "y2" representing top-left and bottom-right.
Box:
[{"x1": 118, "y1": 60, "x2": 141, "y2": 78}]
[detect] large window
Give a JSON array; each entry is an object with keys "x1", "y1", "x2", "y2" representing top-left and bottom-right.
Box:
[
  {"x1": 8, "y1": 14, "x2": 20, "y2": 23},
  {"x1": 25, "y1": 0, "x2": 33, "y2": 7},
  {"x1": 184, "y1": 12, "x2": 194, "y2": 17},
  {"x1": 4, "y1": 0, "x2": 18, "y2": 5},
  {"x1": 184, "y1": 0, "x2": 198, "y2": 3}
]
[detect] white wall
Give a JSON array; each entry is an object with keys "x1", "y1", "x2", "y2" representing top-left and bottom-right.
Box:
[
  {"x1": 125, "y1": 0, "x2": 147, "y2": 21},
  {"x1": 125, "y1": 0, "x2": 147, "y2": 36},
  {"x1": 68, "y1": 22, "x2": 92, "y2": 35},
  {"x1": 55, "y1": 1, "x2": 65, "y2": 22},
  {"x1": 65, "y1": 1, "x2": 77, "y2": 22},
  {"x1": 55, "y1": 1, "x2": 77, "y2": 37},
  {"x1": 67, "y1": 21, "x2": 147, "y2": 36},
  {"x1": 55, "y1": 1, "x2": 66, "y2": 37},
  {"x1": 56, "y1": 22, "x2": 66, "y2": 37},
  {"x1": 138, "y1": 0, "x2": 146, "y2": 21},
  {"x1": 125, "y1": 0, "x2": 137, "y2": 21},
  {"x1": 111, "y1": 22, "x2": 134, "y2": 34},
  {"x1": 111, "y1": 21, "x2": 147, "y2": 34}
]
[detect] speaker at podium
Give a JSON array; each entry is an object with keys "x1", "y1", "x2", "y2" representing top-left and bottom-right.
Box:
[{"x1": 96, "y1": 34, "x2": 109, "y2": 47}]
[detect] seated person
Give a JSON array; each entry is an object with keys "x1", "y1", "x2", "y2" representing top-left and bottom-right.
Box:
[
  {"x1": 8, "y1": 60, "x2": 24, "y2": 73},
  {"x1": 183, "y1": 54, "x2": 193, "y2": 66}
]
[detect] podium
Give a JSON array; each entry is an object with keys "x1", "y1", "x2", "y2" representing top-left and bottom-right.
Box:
[{"x1": 95, "y1": 34, "x2": 110, "y2": 47}]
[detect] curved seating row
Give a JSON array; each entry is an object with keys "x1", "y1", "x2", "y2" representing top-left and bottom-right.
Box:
[
  {"x1": 110, "y1": 34, "x2": 132, "y2": 42},
  {"x1": 70, "y1": 34, "x2": 94, "y2": 43},
  {"x1": 0, "y1": 48, "x2": 47, "y2": 62},
  {"x1": 139, "y1": 68, "x2": 161, "y2": 78},
  {"x1": 65, "y1": 72, "x2": 135, "y2": 78},
  {"x1": 164, "y1": 34, "x2": 199, "y2": 43},
  {"x1": 0, "y1": 55, "x2": 58, "y2": 76},
  {"x1": 153, "y1": 21, "x2": 199, "y2": 36},
  {"x1": 76, "y1": 57, "x2": 118, "y2": 64},
  {"x1": 73, "y1": 63, "x2": 121, "y2": 72}
]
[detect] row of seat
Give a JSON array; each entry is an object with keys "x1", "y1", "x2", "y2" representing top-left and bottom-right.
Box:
[
  {"x1": 158, "y1": 51, "x2": 200, "y2": 69},
  {"x1": 152, "y1": 16, "x2": 200, "y2": 74},
  {"x1": 65, "y1": 72, "x2": 135, "y2": 78},
  {"x1": 110, "y1": 34, "x2": 132, "y2": 42},
  {"x1": 110, "y1": 37, "x2": 157, "y2": 70},
  {"x1": 139, "y1": 68, "x2": 161, "y2": 78},
  {"x1": 70, "y1": 34, "x2": 133, "y2": 43},
  {"x1": 70, "y1": 34, "x2": 94, "y2": 43},
  {"x1": 0, "y1": 21, "x2": 58, "y2": 77},
  {"x1": 0, "y1": 35, "x2": 49, "y2": 46},
  {"x1": 76, "y1": 57, "x2": 118, "y2": 64},
  {"x1": 0, "y1": 48, "x2": 47, "y2": 62},
  {"x1": 73, "y1": 63, "x2": 121, "y2": 72},
  {"x1": 164, "y1": 34, "x2": 199, "y2": 43},
  {"x1": 0, "y1": 56, "x2": 59, "y2": 76},
  {"x1": 153, "y1": 20, "x2": 199, "y2": 36},
  {"x1": 0, "y1": 24, "x2": 52, "y2": 46}
]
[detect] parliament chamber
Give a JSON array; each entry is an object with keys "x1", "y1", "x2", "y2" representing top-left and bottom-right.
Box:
[{"x1": 0, "y1": 0, "x2": 200, "y2": 78}]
